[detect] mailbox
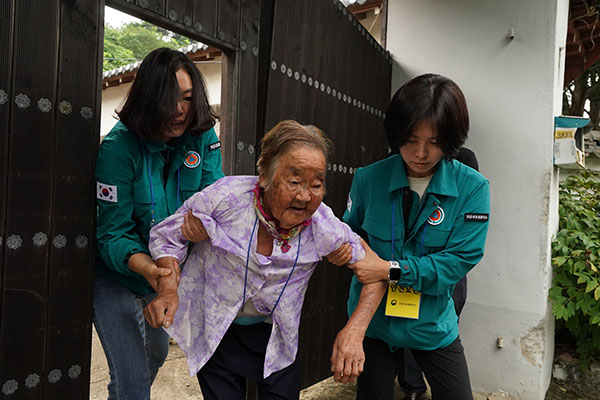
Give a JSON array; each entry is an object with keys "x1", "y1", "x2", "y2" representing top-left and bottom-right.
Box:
[{"x1": 554, "y1": 115, "x2": 589, "y2": 168}]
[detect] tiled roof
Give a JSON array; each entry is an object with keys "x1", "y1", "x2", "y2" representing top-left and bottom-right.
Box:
[{"x1": 102, "y1": 42, "x2": 209, "y2": 79}]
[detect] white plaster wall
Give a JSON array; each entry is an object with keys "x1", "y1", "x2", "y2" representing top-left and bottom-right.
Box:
[
  {"x1": 100, "y1": 57, "x2": 222, "y2": 139},
  {"x1": 386, "y1": 1, "x2": 569, "y2": 398}
]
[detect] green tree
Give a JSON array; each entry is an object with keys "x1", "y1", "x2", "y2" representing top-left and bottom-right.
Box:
[{"x1": 103, "y1": 22, "x2": 193, "y2": 71}]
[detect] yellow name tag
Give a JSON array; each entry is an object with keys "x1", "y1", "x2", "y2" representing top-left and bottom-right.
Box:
[{"x1": 385, "y1": 283, "x2": 421, "y2": 319}]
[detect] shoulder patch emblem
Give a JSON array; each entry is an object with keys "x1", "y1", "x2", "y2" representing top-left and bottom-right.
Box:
[
  {"x1": 464, "y1": 213, "x2": 489, "y2": 222},
  {"x1": 184, "y1": 151, "x2": 201, "y2": 168},
  {"x1": 97, "y1": 182, "x2": 117, "y2": 203},
  {"x1": 427, "y1": 206, "x2": 445, "y2": 226},
  {"x1": 208, "y1": 141, "x2": 221, "y2": 151}
]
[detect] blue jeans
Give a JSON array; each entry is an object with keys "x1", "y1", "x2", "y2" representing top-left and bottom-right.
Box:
[{"x1": 93, "y1": 275, "x2": 170, "y2": 400}]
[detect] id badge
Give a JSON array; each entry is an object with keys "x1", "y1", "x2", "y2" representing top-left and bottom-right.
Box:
[{"x1": 385, "y1": 283, "x2": 421, "y2": 319}]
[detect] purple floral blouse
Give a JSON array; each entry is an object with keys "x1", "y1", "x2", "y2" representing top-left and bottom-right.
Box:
[{"x1": 149, "y1": 176, "x2": 364, "y2": 378}]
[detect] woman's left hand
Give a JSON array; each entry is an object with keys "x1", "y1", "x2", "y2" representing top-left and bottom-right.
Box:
[
  {"x1": 182, "y1": 211, "x2": 209, "y2": 242},
  {"x1": 326, "y1": 242, "x2": 353, "y2": 266},
  {"x1": 347, "y1": 239, "x2": 389, "y2": 284}
]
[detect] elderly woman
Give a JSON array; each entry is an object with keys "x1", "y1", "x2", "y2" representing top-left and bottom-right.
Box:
[{"x1": 144, "y1": 120, "x2": 365, "y2": 399}]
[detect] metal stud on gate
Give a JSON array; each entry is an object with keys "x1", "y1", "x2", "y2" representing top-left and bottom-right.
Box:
[
  {"x1": 6, "y1": 235, "x2": 22, "y2": 250},
  {"x1": 33, "y1": 232, "x2": 48, "y2": 246},
  {"x1": 80, "y1": 106, "x2": 93, "y2": 120},
  {"x1": 68, "y1": 365, "x2": 81, "y2": 379},
  {"x1": 75, "y1": 235, "x2": 88, "y2": 249},
  {"x1": 48, "y1": 369, "x2": 62, "y2": 384},
  {"x1": 15, "y1": 93, "x2": 30, "y2": 109},
  {"x1": 25, "y1": 373, "x2": 40, "y2": 388},
  {"x1": 37, "y1": 98, "x2": 52, "y2": 112},
  {"x1": 59, "y1": 100, "x2": 72, "y2": 115},
  {"x1": 2, "y1": 380, "x2": 18, "y2": 395},
  {"x1": 53, "y1": 235, "x2": 67, "y2": 248}
]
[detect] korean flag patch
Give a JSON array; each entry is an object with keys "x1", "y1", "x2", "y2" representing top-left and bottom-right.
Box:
[{"x1": 97, "y1": 182, "x2": 118, "y2": 203}]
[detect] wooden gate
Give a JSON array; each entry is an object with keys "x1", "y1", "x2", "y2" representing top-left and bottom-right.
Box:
[
  {"x1": 263, "y1": 0, "x2": 391, "y2": 387},
  {"x1": 0, "y1": 1, "x2": 102, "y2": 398},
  {"x1": 0, "y1": 0, "x2": 390, "y2": 397}
]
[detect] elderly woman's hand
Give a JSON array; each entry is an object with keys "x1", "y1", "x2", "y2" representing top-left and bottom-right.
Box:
[
  {"x1": 326, "y1": 242, "x2": 353, "y2": 266},
  {"x1": 144, "y1": 288, "x2": 179, "y2": 329},
  {"x1": 347, "y1": 239, "x2": 389, "y2": 284},
  {"x1": 182, "y1": 211, "x2": 209, "y2": 242}
]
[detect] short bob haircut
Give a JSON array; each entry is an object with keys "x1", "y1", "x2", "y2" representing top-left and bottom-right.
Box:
[
  {"x1": 257, "y1": 120, "x2": 332, "y2": 190},
  {"x1": 117, "y1": 47, "x2": 217, "y2": 142},
  {"x1": 383, "y1": 73, "x2": 469, "y2": 160}
]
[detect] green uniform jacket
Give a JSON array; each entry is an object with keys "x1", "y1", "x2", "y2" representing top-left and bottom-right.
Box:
[
  {"x1": 343, "y1": 154, "x2": 490, "y2": 351},
  {"x1": 95, "y1": 121, "x2": 224, "y2": 294}
]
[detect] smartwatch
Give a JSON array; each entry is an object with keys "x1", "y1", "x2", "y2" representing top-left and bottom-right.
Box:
[{"x1": 388, "y1": 260, "x2": 402, "y2": 283}]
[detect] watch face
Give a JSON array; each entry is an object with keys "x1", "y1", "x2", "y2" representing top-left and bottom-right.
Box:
[{"x1": 389, "y1": 267, "x2": 402, "y2": 281}]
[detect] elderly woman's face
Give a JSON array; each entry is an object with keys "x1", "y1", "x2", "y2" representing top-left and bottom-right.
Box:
[{"x1": 261, "y1": 146, "x2": 326, "y2": 229}]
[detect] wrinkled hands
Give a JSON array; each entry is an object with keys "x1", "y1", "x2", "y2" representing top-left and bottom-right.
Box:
[
  {"x1": 182, "y1": 211, "x2": 209, "y2": 242},
  {"x1": 330, "y1": 324, "x2": 365, "y2": 383},
  {"x1": 326, "y1": 242, "x2": 353, "y2": 266},
  {"x1": 347, "y1": 239, "x2": 388, "y2": 284},
  {"x1": 143, "y1": 257, "x2": 180, "y2": 329}
]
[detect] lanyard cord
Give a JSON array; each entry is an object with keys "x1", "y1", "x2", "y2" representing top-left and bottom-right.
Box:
[
  {"x1": 391, "y1": 197, "x2": 396, "y2": 259},
  {"x1": 147, "y1": 154, "x2": 155, "y2": 227},
  {"x1": 147, "y1": 153, "x2": 182, "y2": 226},
  {"x1": 242, "y1": 216, "x2": 302, "y2": 316},
  {"x1": 176, "y1": 167, "x2": 181, "y2": 207}
]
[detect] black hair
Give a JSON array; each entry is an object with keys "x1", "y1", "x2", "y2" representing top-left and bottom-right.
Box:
[
  {"x1": 117, "y1": 47, "x2": 217, "y2": 141},
  {"x1": 383, "y1": 73, "x2": 469, "y2": 159}
]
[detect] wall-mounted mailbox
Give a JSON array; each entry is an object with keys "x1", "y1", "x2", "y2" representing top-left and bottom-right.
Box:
[{"x1": 554, "y1": 116, "x2": 589, "y2": 168}]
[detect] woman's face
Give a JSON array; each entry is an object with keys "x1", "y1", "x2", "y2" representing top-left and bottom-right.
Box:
[
  {"x1": 261, "y1": 146, "x2": 326, "y2": 229},
  {"x1": 399, "y1": 120, "x2": 444, "y2": 177},
  {"x1": 163, "y1": 67, "x2": 193, "y2": 141}
]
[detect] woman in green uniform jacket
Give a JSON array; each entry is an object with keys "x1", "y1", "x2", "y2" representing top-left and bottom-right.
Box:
[
  {"x1": 94, "y1": 48, "x2": 224, "y2": 400},
  {"x1": 331, "y1": 74, "x2": 490, "y2": 400}
]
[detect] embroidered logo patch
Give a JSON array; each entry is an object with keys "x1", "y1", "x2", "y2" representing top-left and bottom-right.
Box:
[
  {"x1": 97, "y1": 182, "x2": 117, "y2": 202},
  {"x1": 427, "y1": 206, "x2": 445, "y2": 226},
  {"x1": 184, "y1": 151, "x2": 201, "y2": 168},
  {"x1": 208, "y1": 141, "x2": 221, "y2": 151},
  {"x1": 464, "y1": 213, "x2": 489, "y2": 222}
]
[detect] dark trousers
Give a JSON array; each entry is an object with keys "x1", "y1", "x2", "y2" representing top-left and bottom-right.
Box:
[
  {"x1": 196, "y1": 322, "x2": 300, "y2": 400},
  {"x1": 357, "y1": 336, "x2": 473, "y2": 400},
  {"x1": 397, "y1": 277, "x2": 468, "y2": 394}
]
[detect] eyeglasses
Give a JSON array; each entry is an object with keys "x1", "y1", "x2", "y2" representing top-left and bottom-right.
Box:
[{"x1": 282, "y1": 180, "x2": 325, "y2": 197}]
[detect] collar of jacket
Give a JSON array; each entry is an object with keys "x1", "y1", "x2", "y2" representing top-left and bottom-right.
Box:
[{"x1": 387, "y1": 153, "x2": 458, "y2": 198}]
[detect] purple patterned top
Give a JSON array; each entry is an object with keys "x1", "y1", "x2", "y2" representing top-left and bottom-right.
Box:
[{"x1": 149, "y1": 176, "x2": 364, "y2": 378}]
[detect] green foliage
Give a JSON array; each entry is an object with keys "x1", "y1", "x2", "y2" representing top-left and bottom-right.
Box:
[
  {"x1": 550, "y1": 170, "x2": 600, "y2": 367},
  {"x1": 103, "y1": 22, "x2": 193, "y2": 71}
]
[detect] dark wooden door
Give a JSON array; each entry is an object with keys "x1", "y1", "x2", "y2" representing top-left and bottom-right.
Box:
[
  {"x1": 262, "y1": 0, "x2": 392, "y2": 388},
  {"x1": 0, "y1": 1, "x2": 103, "y2": 398}
]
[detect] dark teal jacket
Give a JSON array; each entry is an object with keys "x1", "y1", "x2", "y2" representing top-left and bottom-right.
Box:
[
  {"x1": 344, "y1": 154, "x2": 490, "y2": 350},
  {"x1": 95, "y1": 121, "x2": 224, "y2": 294}
]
